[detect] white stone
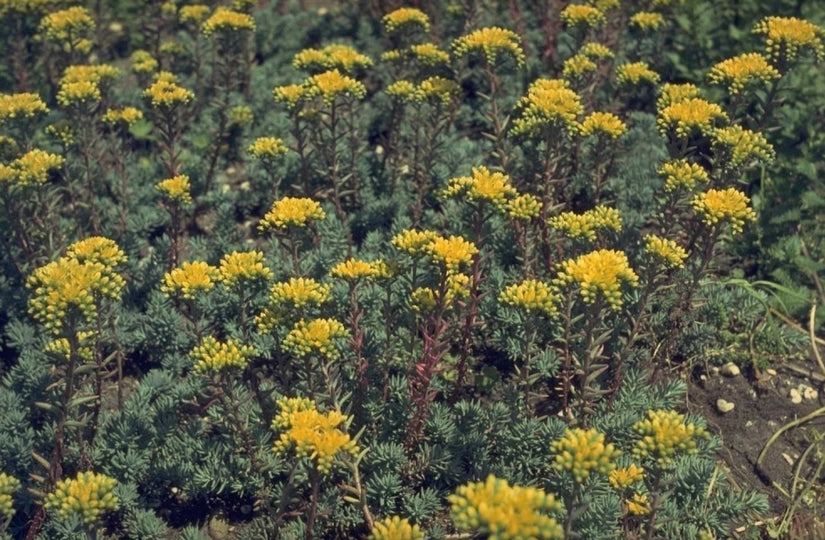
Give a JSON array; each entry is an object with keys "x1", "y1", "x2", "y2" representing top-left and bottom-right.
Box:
[
  {"x1": 721, "y1": 362, "x2": 741, "y2": 377},
  {"x1": 800, "y1": 385, "x2": 818, "y2": 401},
  {"x1": 716, "y1": 399, "x2": 735, "y2": 413},
  {"x1": 790, "y1": 388, "x2": 803, "y2": 404}
]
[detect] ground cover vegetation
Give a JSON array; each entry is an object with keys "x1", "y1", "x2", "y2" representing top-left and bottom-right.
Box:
[{"x1": 0, "y1": 0, "x2": 823, "y2": 538}]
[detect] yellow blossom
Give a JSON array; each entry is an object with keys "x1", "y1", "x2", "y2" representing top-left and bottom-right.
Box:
[
  {"x1": 61, "y1": 64, "x2": 119, "y2": 85},
  {"x1": 552, "y1": 427, "x2": 620, "y2": 483},
  {"x1": 658, "y1": 159, "x2": 709, "y2": 191},
  {"x1": 143, "y1": 79, "x2": 194, "y2": 107},
  {"x1": 44, "y1": 472, "x2": 117, "y2": 525},
  {"x1": 12, "y1": 149, "x2": 64, "y2": 186},
  {"x1": 579, "y1": 42, "x2": 614, "y2": 59},
  {"x1": 657, "y1": 83, "x2": 701, "y2": 110},
  {"x1": 691, "y1": 188, "x2": 756, "y2": 234},
  {"x1": 392, "y1": 229, "x2": 439, "y2": 255},
  {"x1": 370, "y1": 516, "x2": 424, "y2": 540},
  {"x1": 273, "y1": 83, "x2": 307, "y2": 109},
  {"x1": 0, "y1": 93, "x2": 48, "y2": 124},
  {"x1": 330, "y1": 259, "x2": 386, "y2": 281},
  {"x1": 712, "y1": 125, "x2": 775, "y2": 168},
  {"x1": 156, "y1": 174, "x2": 192, "y2": 205},
  {"x1": 202, "y1": 7, "x2": 255, "y2": 36},
  {"x1": 452, "y1": 27, "x2": 525, "y2": 66},
  {"x1": 426, "y1": 235, "x2": 478, "y2": 271},
  {"x1": 258, "y1": 197, "x2": 325, "y2": 231},
  {"x1": 179, "y1": 4, "x2": 209, "y2": 24},
  {"x1": 499, "y1": 279, "x2": 559, "y2": 316},
  {"x1": 219, "y1": 250, "x2": 272, "y2": 286},
  {"x1": 45, "y1": 331, "x2": 96, "y2": 362},
  {"x1": 579, "y1": 111, "x2": 626, "y2": 138},
  {"x1": 131, "y1": 50, "x2": 158, "y2": 73},
  {"x1": 57, "y1": 80, "x2": 100, "y2": 106},
  {"x1": 626, "y1": 493, "x2": 650, "y2": 515},
  {"x1": 382, "y1": 7, "x2": 430, "y2": 34},
  {"x1": 753, "y1": 16, "x2": 824, "y2": 62},
  {"x1": 591, "y1": 0, "x2": 619, "y2": 10},
  {"x1": 229, "y1": 105, "x2": 253, "y2": 125},
  {"x1": 248, "y1": 136, "x2": 289, "y2": 159},
  {"x1": 386, "y1": 80, "x2": 416, "y2": 101},
  {"x1": 294, "y1": 44, "x2": 372, "y2": 74},
  {"x1": 439, "y1": 166, "x2": 518, "y2": 209},
  {"x1": 609, "y1": 464, "x2": 646, "y2": 490},
  {"x1": 154, "y1": 70, "x2": 179, "y2": 84},
  {"x1": 191, "y1": 336, "x2": 256, "y2": 374},
  {"x1": 272, "y1": 396, "x2": 358, "y2": 474},
  {"x1": 562, "y1": 54, "x2": 597, "y2": 79},
  {"x1": 632, "y1": 409, "x2": 708, "y2": 467},
  {"x1": 616, "y1": 61, "x2": 660, "y2": 85},
  {"x1": 269, "y1": 277, "x2": 331, "y2": 308},
  {"x1": 555, "y1": 249, "x2": 639, "y2": 309},
  {"x1": 512, "y1": 78, "x2": 583, "y2": 136},
  {"x1": 708, "y1": 53, "x2": 780, "y2": 94},
  {"x1": 103, "y1": 107, "x2": 143, "y2": 126},
  {"x1": 0, "y1": 473, "x2": 20, "y2": 519},
  {"x1": 657, "y1": 98, "x2": 727, "y2": 138},
  {"x1": 629, "y1": 12, "x2": 665, "y2": 31},
  {"x1": 410, "y1": 43, "x2": 450, "y2": 65},
  {"x1": 305, "y1": 69, "x2": 367, "y2": 103},
  {"x1": 549, "y1": 205, "x2": 622, "y2": 241},
  {"x1": 505, "y1": 193, "x2": 542, "y2": 220},
  {"x1": 40, "y1": 6, "x2": 94, "y2": 43},
  {"x1": 415, "y1": 76, "x2": 460, "y2": 104},
  {"x1": 560, "y1": 4, "x2": 605, "y2": 28},
  {"x1": 643, "y1": 235, "x2": 688, "y2": 269},
  {"x1": 161, "y1": 261, "x2": 220, "y2": 300},
  {"x1": 282, "y1": 318, "x2": 347, "y2": 359},
  {"x1": 67, "y1": 237, "x2": 127, "y2": 269},
  {"x1": 449, "y1": 475, "x2": 563, "y2": 540}
]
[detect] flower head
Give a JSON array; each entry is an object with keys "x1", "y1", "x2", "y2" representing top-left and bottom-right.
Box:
[
  {"x1": 57, "y1": 80, "x2": 100, "y2": 106},
  {"x1": 143, "y1": 79, "x2": 194, "y2": 108},
  {"x1": 629, "y1": 12, "x2": 665, "y2": 32},
  {"x1": 294, "y1": 44, "x2": 372, "y2": 74},
  {"x1": 415, "y1": 76, "x2": 460, "y2": 104},
  {"x1": 643, "y1": 235, "x2": 688, "y2": 269},
  {"x1": 555, "y1": 249, "x2": 639, "y2": 309},
  {"x1": 156, "y1": 174, "x2": 192, "y2": 205},
  {"x1": 272, "y1": 397, "x2": 358, "y2": 474},
  {"x1": 426, "y1": 235, "x2": 478, "y2": 271},
  {"x1": 330, "y1": 259, "x2": 387, "y2": 281},
  {"x1": 191, "y1": 336, "x2": 256, "y2": 374},
  {"x1": 410, "y1": 43, "x2": 450, "y2": 65},
  {"x1": 712, "y1": 125, "x2": 775, "y2": 168},
  {"x1": 439, "y1": 166, "x2": 518, "y2": 210},
  {"x1": 579, "y1": 42, "x2": 614, "y2": 59},
  {"x1": 258, "y1": 197, "x2": 325, "y2": 231},
  {"x1": 131, "y1": 50, "x2": 158, "y2": 73},
  {"x1": 202, "y1": 7, "x2": 255, "y2": 36},
  {"x1": 549, "y1": 205, "x2": 622, "y2": 241},
  {"x1": 449, "y1": 475, "x2": 563, "y2": 540},
  {"x1": 562, "y1": 54, "x2": 597, "y2": 79},
  {"x1": 382, "y1": 7, "x2": 430, "y2": 34},
  {"x1": 219, "y1": 250, "x2": 272, "y2": 286},
  {"x1": 386, "y1": 80, "x2": 416, "y2": 101},
  {"x1": 552, "y1": 427, "x2": 620, "y2": 483},
  {"x1": 499, "y1": 279, "x2": 559, "y2": 317},
  {"x1": 161, "y1": 261, "x2": 220, "y2": 299},
  {"x1": 560, "y1": 4, "x2": 606, "y2": 28},
  {"x1": 283, "y1": 318, "x2": 347, "y2": 359},
  {"x1": 753, "y1": 16, "x2": 824, "y2": 62},
  {"x1": 692, "y1": 188, "x2": 756, "y2": 234},
  {"x1": 45, "y1": 472, "x2": 117, "y2": 525},
  {"x1": 608, "y1": 464, "x2": 645, "y2": 490},
  {"x1": 505, "y1": 193, "x2": 542, "y2": 220},
  {"x1": 658, "y1": 159, "x2": 709, "y2": 192},
  {"x1": 512, "y1": 79, "x2": 583, "y2": 136},
  {"x1": 0, "y1": 473, "x2": 20, "y2": 519},
  {"x1": 248, "y1": 136, "x2": 289, "y2": 160},
  {"x1": 452, "y1": 27, "x2": 525, "y2": 66},
  {"x1": 10, "y1": 149, "x2": 64, "y2": 186},
  {"x1": 67, "y1": 237, "x2": 127, "y2": 269},
  {"x1": 579, "y1": 111, "x2": 626, "y2": 138},
  {"x1": 392, "y1": 229, "x2": 439, "y2": 255},
  {"x1": 269, "y1": 278, "x2": 331, "y2": 309},
  {"x1": 40, "y1": 6, "x2": 94, "y2": 43},
  {"x1": 273, "y1": 84, "x2": 307, "y2": 109},
  {"x1": 179, "y1": 4, "x2": 210, "y2": 24},
  {"x1": 657, "y1": 83, "x2": 701, "y2": 110},
  {"x1": 370, "y1": 516, "x2": 424, "y2": 540},
  {"x1": 103, "y1": 107, "x2": 143, "y2": 126},
  {"x1": 709, "y1": 53, "x2": 780, "y2": 94},
  {"x1": 616, "y1": 61, "x2": 660, "y2": 85},
  {"x1": 627, "y1": 493, "x2": 651, "y2": 515},
  {"x1": 632, "y1": 409, "x2": 708, "y2": 467},
  {"x1": 657, "y1": 98, "x2": 727, "y2": 138},
  {"x1": 0, "y1": 93, "x2": 48, "y2": 124},
  {"x1": 304, "y1": 69, "x2": 367, "y2": 104},
  {"x1": 61, "y1": 64, "x2": 120, "y2": 85}
]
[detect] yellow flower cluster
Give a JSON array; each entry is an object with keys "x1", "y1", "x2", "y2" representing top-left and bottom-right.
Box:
[
  {"x1": 555, "y1": 249, "x2": 639, "y2": 309},
  {"x1": 103, "y1": 107, "x2": 143, "y2": 126},
  {"x1": 39, "y1": 6, "x2": 94, "y2": 43},
  {"x1": 692, "y1": 188, "x2": 756, "y2": 234},
  {"x1": 712, "y1": 125, "x2": 775, "y2": 168},
  {"x1": 190, "y1": 336, "x2": 256, "y2": 374},
  {"x1": 753, "y1": 16, "x2": 825, "y2": 62},
  {"x1": 45, "y1": 330, "x2": 96, "y2": 362},
  {"x1": 657, "y1": 83, "x2": 701, "y2": 110},
  {"x1": 202, "y1": 7, "x2": 255, "y2": 36},
  {"x1": 512, "y1": 79, "x2": 583, "y2": 136},
  {"x1": 219, "y1": 250, "x2": 272, "y2": 286},
  {"x1": 410, "y1": 43, "x2": 450, "y2": 65},
  {"x1": 439, "y1": 166, "x2": 518, "y2": 210},
  {"x1": 579, "y1": 111, "x2": 627, "y2": 138},
  {"x1": 549, "y1": 205, "x2": 622, "y2": 241},
  {"x1": 608, "y1": 464, "x2": 645, "y2": 490},
  {"x1": 27, "y1": 238, "x2": 125, "y2": 333},
  {"x1": 0, "y1": 473, "x2": 20, "y2": 519},
  {"x1": 4, "y1": 149, "x2": 64, "y2": 187},
  {"x1": 643, "y1": 235, "x2": 688, "y2": 269},
  {"x1": 410, "y1": 273, "x2": 470, "y2": 313},
  {"x1": 179, "y1": 4, "x2": 209, "y2": 24},
  {"x1": 708, "y1": 53, "x2": 780, "y2": 94},
  {"x1": 57, "y1": 81, "x2": 100, "y2": 106},
  {"x1": 44, "y1": 472, "x2": 118, "y2": 525},
  {"x1": 382, "y1": 7, "x2": 430, "y2": 34},
  {"x1": 305, "y1": 69, "x2": 367, "y2": 104},
  {"x1": 592, "y1": 0, "x2": 619, "y2": 11},
  {"x1": 552, "y1": 427, "x2": 620, "y2": 483},
  {"x1": 505, "y1": 193, "x2": 542, "y2": 220},
  {"x1": 161, "y1": 261, "x2": 220, "y2": 300},
  {"x1": 579, "y1": 42, "x2": 614, "y2": 59},
  {"x1": 616, "y1": 61, "x2": 660, "y2": 85},
  {"x1": 293, "y1": 44, "x2": 373, "y2": 73},
  {"x1": 0, "y1": 92, "x2": 48, "y2": 123},
  {"x1": 143, "y1": 79, "x2": 194, "y2": 108},
  {"x1": 562, "y1": 54, "x2": 597, "y2": 79},
  {"x1": 131, "y1": 50, "x2": 158, "y2": 73},
  {"x1": 448, "y1": 475, "x2": 563, "y2": 540},
  {"x1": 416, "y1": 76, "x2": 460, "y2": 104},
  {"x1": 62, "y1": 64, "x2": 119, "y2": 85},
  {"x1": 425, "y1": 235, "x2": 478, "y2": 271},
  {"x1": 386, "y1": 80, "x2": 416, "y2": 100},
  {"x1": 392, "y1": 229, "x2": 439, "y2": 255},
  {"x1": 0, "y1": 0, "x2": 51, "y2": 15},
  {"x1": 657, "y1": 98, "x2": 727, "y2": 138},
  {"x1": 330, "y1": 258, "x2": 388, "y2": 281},
  {"x1": 560, "y1": 4, "x2": 606, "y2": 28},
  {"x1": 452, "y1": 27, "x2": 525, "y2": 66},
  {"x1": 258, "y1": 196, "x2": 325, "y2": 231},
  {"x1": 248, "y1": 136, "x2": 289, "y2": 159},
  {"x1": 270, "y1": 277, "x2": 332, "y2": 308},
  {"x1": 629, "y1": 11, "x2": 665, "y2": 31},
  {"x1": 499, "y1": 279, "x2": 559, "y2": 317},
  {"x1": 156, "y1": 174, "x2": 192, "y2": 205},
  {"x1": 229, "y1": 105, "x2": 253, "y2": 125},
  {"x1": 627, "y1": 493, "x2": 650, "y2": 515},
  {"x1": 370, "y1": 516, "x2": 424, "y2": 540},
  {"x1": 632, "y1": 409, "x2": 708, "y2": 467},
  {"x1": 658, "y1": 159, "x2": 709, "y2": 191},
  {"x1": 273, "y1": 83, "x2": 307, "y2": 109},
  {"x1": 272, "y1": 397, "x2": 358, "y2": 473}
]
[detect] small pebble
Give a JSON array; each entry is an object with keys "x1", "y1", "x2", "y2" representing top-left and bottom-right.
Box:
[
  {"x1": 790, "y1": 388, "x2": 803, "y2": 404},
  {"x1": 721, "y1": 362, "x2": 741, "y2": 377},
  {"x1": 716, "y1": 399, "x2": 735, "y2": 413},
  {"x1": 800, "y1": 384, "x2": 818, "y2": 401},
  {"x1": 766, "y1": 368, "x2": 778, "y2": 376}
]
